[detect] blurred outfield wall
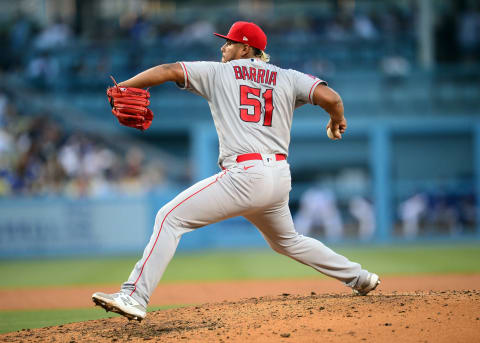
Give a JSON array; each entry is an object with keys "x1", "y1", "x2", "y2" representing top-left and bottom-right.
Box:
[
  {"x1": 0, "y1": 195, "x2": 152, "y2": 258},
  {"x1": 0, "y1": 194, "x2": 268, "y2": 258}
]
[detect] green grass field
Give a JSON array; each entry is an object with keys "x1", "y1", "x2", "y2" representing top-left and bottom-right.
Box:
[
  {"x1": 1, "y1": 242, "x2": 479, "y2": 334},
  {"x1": 0, "y1": 305, "x2": 185, "y2": 334},
  {"x1": 2, "y1": 243, "x2": 480, "y2": 288}
]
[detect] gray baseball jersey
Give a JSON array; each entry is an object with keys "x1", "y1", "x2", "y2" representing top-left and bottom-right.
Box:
[
  {"x1": 177, "y1": 58, "x2": 326, "y2": 166},
  {"x1": 121, "y1": 58, "x2": 372, "y2": 308}
]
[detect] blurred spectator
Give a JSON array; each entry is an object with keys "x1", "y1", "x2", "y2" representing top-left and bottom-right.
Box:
[
  {"x1": 398, "y1": 193, "x2": 428, "y2": 238},
  {"x1": 335, "y1": 168, "x2": 370, "y2": 197},
  {"x1": 325, "y1": 15, "x2": 350, "y2": 42},
  {"x1": 129, "y1": 14, "x2": 152, "y2": 42},
  {"x1": 426, "y1": 191, "x2": 461, "y2": 236},
  {"x1": 458, "y1": 194, "x2": 476, "y2": 232},
  {"x1": 353, "y1": 13, "x2": 378, "y2": 40},
  {"x1": 0, "y1": 92, "x2": 9, "y2": 126},
  {"x1": 380, "y1": 55, "x2": 411, "y2": 106},
  {"x1": 5, "y1": 13, "x2": 39, "y2": 70},
  {"x1": 457, "y1": 7, "x2": 480, "y2": 62},
  {"x1": 34, "y1": 17, "x2": 72, "y2": 51},
  {"x1": 9, "y1": 14, "x2": 36, "y2": 51},
  {"x1": 26, "y1": 51, "x2": 60, "y2": 89},
  {"x1": 373, "y1": 6, "x2": 406, "y2": 37},
  {"x1": 349, "y1": 196, "x2": 375, "y2": 240},
  {"x1": 120, "y1": 147, "x2": 145, "y2": 194},
  {"x1": 0, "y1": 128, "x2": 12, "y2": 154},
  {"x1": 294, "y1": 187, "x2": 344, "y2": 241},
  {"x1": 380, "y1": 55, "x2": 411, "y2": 83}
]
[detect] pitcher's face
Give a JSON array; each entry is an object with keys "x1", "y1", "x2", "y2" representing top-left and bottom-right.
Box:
[{"x1": 220, "y1": 40, "x2": 246, "y2": 63}]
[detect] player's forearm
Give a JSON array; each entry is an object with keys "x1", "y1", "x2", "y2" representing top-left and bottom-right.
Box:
[
  {"x1": 323, "y1": 96, "x2": 344, "y2": 121},
  {"x1": 312, "y1": 85, "x2": 345, "y2": 120},
  {"x1": 118, "y1": 63, "x2": 183, "y2": 88}
]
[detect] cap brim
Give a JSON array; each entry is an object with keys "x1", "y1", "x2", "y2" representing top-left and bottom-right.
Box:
[
  {"x1": 213, "y1": 33, "x2": 244, "y2": 44},
  {"x1": 213, "y1": 33, "x2": 229, "y2": 40}
]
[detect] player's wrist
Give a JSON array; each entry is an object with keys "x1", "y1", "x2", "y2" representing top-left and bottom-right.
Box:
[{"x1": 329, "y1": 113, "x2": 345, "y2": 122}]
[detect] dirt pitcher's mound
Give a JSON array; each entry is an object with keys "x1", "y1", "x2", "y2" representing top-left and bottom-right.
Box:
[{"x1": 2, "y1": 290, "x2": 479, "y2": 343}]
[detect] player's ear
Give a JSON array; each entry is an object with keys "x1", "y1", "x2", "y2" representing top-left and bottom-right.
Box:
[{"x1": 242, "y1": 44, "x2": 252, "y2": 57}]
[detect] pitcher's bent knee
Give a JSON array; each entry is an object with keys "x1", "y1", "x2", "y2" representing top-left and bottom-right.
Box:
[
  {"x1": 154, "y1": 207, "x2": 187, "y2": 236},
  {"x1": 268, "y1": 238, "x2": 300, "y2": 256}
]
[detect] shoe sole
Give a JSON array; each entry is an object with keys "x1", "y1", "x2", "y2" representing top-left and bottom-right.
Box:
[
  {"x1": 92, "y1": 296, "x2": 143, "y2": 322},
  {"x1": 353, "y1": 277, "x2": 381, "y2": 296}
]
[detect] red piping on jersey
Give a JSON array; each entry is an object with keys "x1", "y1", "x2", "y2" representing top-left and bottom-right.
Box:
[
  {"x1": 308, "y1": 80, "x2": 322, "y2": 105},
  {"x1": 180, "y1": 62, "x2": 189, "y2": 88},
  {"x1": 130, "y1": 169, "x2": 228, "y2": 297}
]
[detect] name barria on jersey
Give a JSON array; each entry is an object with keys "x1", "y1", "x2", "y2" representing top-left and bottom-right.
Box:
[{"x1": 233, "y1": 65, "x2": 277, "y2": 86}]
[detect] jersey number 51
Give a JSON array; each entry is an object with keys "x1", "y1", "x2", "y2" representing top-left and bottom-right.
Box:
[{"x1": 239, "y1": 85, "x2": 274, "y2": 127}]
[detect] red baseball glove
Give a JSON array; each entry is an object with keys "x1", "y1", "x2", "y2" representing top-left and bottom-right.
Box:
[{"x1": 106, "y1": 76, "x2": 154, "y2": 131}]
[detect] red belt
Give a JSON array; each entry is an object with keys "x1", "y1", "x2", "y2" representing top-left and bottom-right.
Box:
[
  {"x1": 236, "y1": 153, "x2": 286, "y2": 162},
  {"x1": 221, "y1": 153, "x2": 286, "y2": 170}
]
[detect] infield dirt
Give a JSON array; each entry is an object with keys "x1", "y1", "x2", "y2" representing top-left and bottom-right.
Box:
[{"x1": 1, "y1": 275, "x2": 479, "y2": 343}]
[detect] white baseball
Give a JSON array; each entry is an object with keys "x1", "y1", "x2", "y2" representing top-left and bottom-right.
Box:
[{"x1": 327, "y1": 127, "x2": 335, "y2": 140}]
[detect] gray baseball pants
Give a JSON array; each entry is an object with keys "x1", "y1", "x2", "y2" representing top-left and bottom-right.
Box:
[{"x1": 121, "y1": 156, "x2": 369, "y2": 308}]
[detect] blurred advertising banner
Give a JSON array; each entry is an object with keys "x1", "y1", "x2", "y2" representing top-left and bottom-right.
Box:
[{"x1": 0, "y1": 197, "x2": 150, "y2": 257}]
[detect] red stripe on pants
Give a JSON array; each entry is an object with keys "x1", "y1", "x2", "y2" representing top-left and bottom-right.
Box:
[{"x1": 130, "y1": 170, "x2": 228, "y2": 296}]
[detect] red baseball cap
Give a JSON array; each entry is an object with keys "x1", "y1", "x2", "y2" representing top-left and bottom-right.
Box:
[{"x1": 214, "y1": 21, "x2": 267, "y2": 51}]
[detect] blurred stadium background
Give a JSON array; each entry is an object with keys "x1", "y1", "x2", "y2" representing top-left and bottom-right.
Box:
[{"x1": 0, "y1": 0, "x2": 479, "y2": 259}]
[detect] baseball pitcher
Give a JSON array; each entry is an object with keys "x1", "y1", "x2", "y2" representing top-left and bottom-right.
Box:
[{"x1": 93, "y1": 21, "x2": 380, "y2": 321}]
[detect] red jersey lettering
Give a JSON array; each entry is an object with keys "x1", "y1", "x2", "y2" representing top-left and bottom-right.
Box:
[
  {"x1": 268, "y1": 71, "x2": 277, "y2": 86},
  {"x1": 249, "y1": 67, "x2": 257, "y2": 82},
  {"x1": 232, "y1": 65, "x2": 276, "y2": 86},
  {"x1": 257, "y1": 69, "x2": 265, "y2": 84},
  {"x1": 233, "y1": 66, "x2": 243, "y2": 80},
  {"x1": 241, "y1": 66, "x2": 250, "y2": 81}
]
